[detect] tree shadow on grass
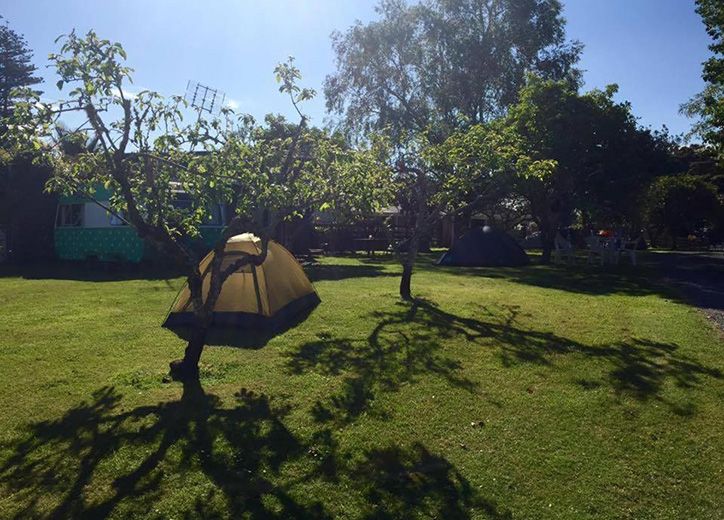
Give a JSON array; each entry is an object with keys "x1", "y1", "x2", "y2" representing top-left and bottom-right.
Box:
[
  {"x1": 435, "y1": 302, "x2": 720, "y2": 401},
  {"x1": 651, "y1": 251, "x2": 724, "y2": 312},
  {"x1": 286, "y1": 301, "x2": 480, "y2": 425},
  {"x1": 0, "y1": 259, "x2": 397, "y2": 284},
  {"x1": 0, "y1": 261, "x2": 185, "y2": 282},
  {"x1": 306, "y1": 263, "x2": 397, "y2": 282},
  {"x1": 0, "y1": 382, "x2": 324, "y2": 519},
  {"x1": 412, "y1": 300, "x2": 721, "y2": 409},
  {"x1": 356, "y1": 252, "x2": 671, "y2": 301},
  {"x1": 287, "y1": 299, "x2": 722, "y2": 422},
  {"x1": 0, "y1": 382, "x2": 509, "y2": 519},
  {"x1": 351, "y1": 443, "x2": 511, "y2": 519},
  {"x1": 431, "y1": 251, "x2": 724, "y2": 313},
  {"x1": 435, "y1": 262, "x2": 665, "y2": 298}
]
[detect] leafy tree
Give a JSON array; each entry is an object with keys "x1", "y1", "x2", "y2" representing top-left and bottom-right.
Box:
[
  {"x1": 643, "y1": 174, "x2": 722, "y2": 248},
  {"x1": 391, "y1": 133, "x2": 505, "y2": 299},
  {"x1": 326, "y1": 0, "x2": 581, "y2": 142},
  {"x1": 10, "y1": 31, "x2": 392, "y2": 379},
  {"x1": 0, "y1": 16, "x2": 41, "y2": 119},
  {"x1": 432, "y1": 119, "x2": 555, "y2": 236},
  {"x1": 511, "y1": 79, "x2": 670, "y2": 258},
  {"x1": 670, "y1": 143, "x2": 724, "y2": 194},
  {"x1": 325, "y1": 0, "x2": 580, "y2": 299},
  {"x1": 437, "y1": 77, "x2": 670, "y2": 262},
  {"x1": 681, "y1": 0, "x2": 724, "y2": 161},
  {"x1": 0, "y1": 17, "x2": 46, "y2": 261}
]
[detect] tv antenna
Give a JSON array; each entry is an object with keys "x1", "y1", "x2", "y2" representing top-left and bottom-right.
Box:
[
  {"x1": 185, "y1": 80, "x2": 226, "y2": 116},
  {"x1": 185, "y1": 81, "x2": 226, "y2": 151}
]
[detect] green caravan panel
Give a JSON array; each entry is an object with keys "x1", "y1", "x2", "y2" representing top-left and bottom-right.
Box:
[
  {"x1": 58, "y1": 185, "x2": 113, "y2": 205},
  {"x1": 56, "y1": 226, "x2": 226, "y2": 263},
  {"x1": 55, "y1": 227, "x2": 145, "y2": 262}
]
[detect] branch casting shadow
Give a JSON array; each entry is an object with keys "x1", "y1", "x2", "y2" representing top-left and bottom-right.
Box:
[
  {"x1": 286, "y1": 299, "x2": 722, "y2": 423},
  {"x1": 0, "y1": 382, "x2": 508, "y2": 519},
  {"x1": 0, "y1": 382, "x2": 324, "y2": 519},
  {"x1": 286, "y1": 301, "x2": 479, "y2": 425}
]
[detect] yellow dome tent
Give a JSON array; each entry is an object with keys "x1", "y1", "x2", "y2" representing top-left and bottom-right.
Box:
[{"x1": 163, "y1": 233, "x2": 320, "y2": 329}]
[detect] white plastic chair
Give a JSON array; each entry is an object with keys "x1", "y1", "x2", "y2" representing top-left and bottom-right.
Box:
[
  {"x1": 552, "y1": 232, "x2": 575, "y2": 264},
  {"x1": 585, "y1": 236, "x2": 607, "y2": 266}
]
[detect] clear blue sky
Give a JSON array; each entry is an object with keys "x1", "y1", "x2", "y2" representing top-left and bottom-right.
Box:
[{"x1": 1, "y1": 0, "x2": 712, "y2": 136}]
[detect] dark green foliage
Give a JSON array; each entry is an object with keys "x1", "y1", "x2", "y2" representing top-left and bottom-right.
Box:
[
  {"x1": 681, "y1": 0, "x2": 724, "y2": 159},
  {"x1": 0, "y1": 157, "x2": 57, "y2": 262},
  {"x1": 503, "y1": 79, "x2": 671, "y2": 230},
  {"x1": 697, "y1": 0, "x2": 724, "y2": 86},
  {"x1": 0, "y1": 18, "x2": 47, "y2": 262},
  {"x1": 435, "y1": 77, "x2": 672, "y2": 261},
  {"x1": 0, "y1": 16, "x2": 41, "y2": 119},
  {"x1": 671, "y1": 143, "x2": 724, "y2": 193},
  {"x1": 643, "y1": 174, "x2": 722, "y2": 247}
]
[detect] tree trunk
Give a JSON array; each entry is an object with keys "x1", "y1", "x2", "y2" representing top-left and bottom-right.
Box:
[
  {"x1": 539, "y1": 216, "x2": 556, "y2": 265},
  {"x1": 167, "y1": 235, "x2": 271, "y2": 381},
  {"x1": 400, "y1": 263, "x2": 414, "y2": 301},
  {"x1": 540, "y1": 243, "x2": 553, "y2": 264},
  {"x1": 540, "y1": 229, "x2": 554, "y2": 264},
  {"x1": 399, "y1": 233, "x2": 420, "y2": 301},
  {"x1": 647, "y1": 229, "x2": 657, "y2": 249},
  {"x1": 170, "y1": 324, "x2": 207, "y2": 380}
]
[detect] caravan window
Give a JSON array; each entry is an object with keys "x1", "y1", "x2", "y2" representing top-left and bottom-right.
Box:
[
  {"x1": 56, "y1": 204, "x2": 84, "y2": 227},
  {"x1": 109, "y1": 211, "x2": 127, "y2": 226},
  {"x1": 171, "y1": 195, "x2": 222, "y2": 226}
]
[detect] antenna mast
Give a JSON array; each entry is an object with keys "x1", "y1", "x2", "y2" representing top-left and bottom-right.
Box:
[
  {"x1": 185, "y1": 81, "x2": 226, "y2": 150},
  {"x1": 185, "y1": 80, "x2": 226, "y2": 117}
]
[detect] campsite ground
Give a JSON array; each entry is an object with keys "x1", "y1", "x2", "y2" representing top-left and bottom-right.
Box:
[{"x1": 0, "y1": 252, "x2": 722, "y2": 519}]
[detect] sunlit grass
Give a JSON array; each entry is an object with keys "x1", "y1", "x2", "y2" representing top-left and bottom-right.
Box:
[{"x1": 0, "y1": 254, "x2": 721, "y2": 518}]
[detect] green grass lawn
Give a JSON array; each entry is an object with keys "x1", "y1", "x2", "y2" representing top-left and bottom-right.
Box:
[{"x1": 0, "y1": 254, "x2": 722, "y2": 519}]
